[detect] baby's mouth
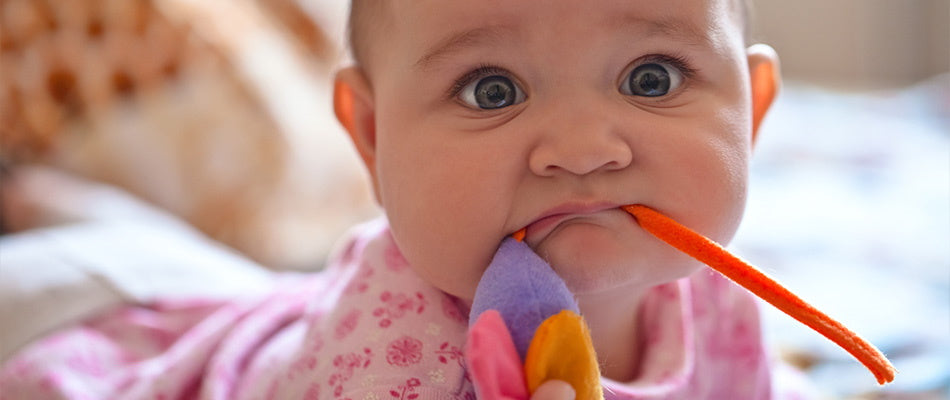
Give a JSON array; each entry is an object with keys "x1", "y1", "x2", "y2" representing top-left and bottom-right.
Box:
[{"x1": 513, "y1": 203, "x2": 628, "y2": 245}]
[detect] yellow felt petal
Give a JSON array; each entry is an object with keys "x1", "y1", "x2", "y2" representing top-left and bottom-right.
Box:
[{"x1": 524, "y1": 310, "x2": 603, "y2": 400}]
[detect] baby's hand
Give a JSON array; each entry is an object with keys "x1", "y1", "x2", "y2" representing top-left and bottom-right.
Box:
[{"x1": 530, "y1": 380, "x2": 576, "y2": 400}]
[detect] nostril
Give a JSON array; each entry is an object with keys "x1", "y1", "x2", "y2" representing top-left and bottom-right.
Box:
[
  {"x1": 535, "y1": 157, "x2": 619, "y2": 177},
  {"x1": 530, "y1": 143, "x2": 633, "y2": 177},
  {"x1": 602, "y1": 158, "x2": 625, "y2": 171}
]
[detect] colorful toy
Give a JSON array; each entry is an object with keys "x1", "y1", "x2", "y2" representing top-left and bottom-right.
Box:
[
  {"x1": 464, "y1": 204, "x2": 895, "y2": 400},
  {"x1": 467, "y1": 237, "x2": 602, "y2": 399}
]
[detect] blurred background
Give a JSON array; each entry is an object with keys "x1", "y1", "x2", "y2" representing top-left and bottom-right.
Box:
[
  {"x1": 0, "y1": 0, "x2": 947, "y2": 399},
  {"x1": 752, "y1": 0, "x2": 948, "y2": 90},
  {"x1": 736, "y1": 1, "x2": 949, "y2": 399}
]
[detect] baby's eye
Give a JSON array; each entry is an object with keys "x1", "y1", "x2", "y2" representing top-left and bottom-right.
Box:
[
  {"x1": 459, "y1": 75, "x2": 525, "y2": 110},
  {"x1": 620, "y1": 61, "x2": 684, "y2": 97}
]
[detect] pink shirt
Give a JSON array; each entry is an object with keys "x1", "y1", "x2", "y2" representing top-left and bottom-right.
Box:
[{"x1": 1, "y1": 219, "x2": 793, "y2": 399}]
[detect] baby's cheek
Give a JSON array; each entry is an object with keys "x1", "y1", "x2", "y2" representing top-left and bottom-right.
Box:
[
  {"x1": 667, "y1": 127, "x2": 749, "y2": 242},
  {"x1": 409, "y1": 247, "x2": 489, "y2": 302},
  {"x1": 377, "y1": 141, "x2": 518, "y2": 300},
  {"x1": 389, "y1": 208, "x2": 500, "y2": 301}
]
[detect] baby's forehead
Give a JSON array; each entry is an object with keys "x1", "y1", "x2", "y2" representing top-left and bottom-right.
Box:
[
  {"x1": 357, "y1": 0, "x2": 745, "y2": 60},
  {"x1": 350, "y1": 0, "x2": 748, "y2": 76}
]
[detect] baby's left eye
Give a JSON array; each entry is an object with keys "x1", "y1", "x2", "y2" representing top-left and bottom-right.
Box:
[
  {"x1": 459, "y1": 74, "x2": 526, "y2": 110},
  {"x1": 620, "y1": 61, "x2": 684, "y2": 97}
]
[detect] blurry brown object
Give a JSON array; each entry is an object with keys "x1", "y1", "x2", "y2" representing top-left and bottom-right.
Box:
[
  {"x1": 0, "y1": 0, "x2": 377, "y2": 269},
  {"x1": 1, "y1": 0, "x2": 184, "y2": 159},
  {"x1": 255, "y1": 0, "x2": 336, "y2": 60}
]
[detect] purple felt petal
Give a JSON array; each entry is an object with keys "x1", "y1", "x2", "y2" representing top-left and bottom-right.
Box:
[{"x1": 469, "y1": 237, "x2": 579, "y2": 359}]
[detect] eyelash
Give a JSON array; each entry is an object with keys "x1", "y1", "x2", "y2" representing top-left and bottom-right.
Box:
[
  {"x1": 447, "y1": 64, "x2": 511, "y2": 99},
  {"x1": 637, "y1": 53, "x2": 698, "y2": 81},
  {"x1": 445, "y1": 54, "x2": 699, "y2": 100}
]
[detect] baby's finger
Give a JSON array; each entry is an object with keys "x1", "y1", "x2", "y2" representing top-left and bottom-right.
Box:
[{"x1": 530, "y1": 380, "x2": 576, "y2": 400}]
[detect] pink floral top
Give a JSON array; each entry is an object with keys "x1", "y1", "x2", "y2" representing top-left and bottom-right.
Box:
[{"x1": 1, "y1": 219, "x2": 794, "y2": 399}]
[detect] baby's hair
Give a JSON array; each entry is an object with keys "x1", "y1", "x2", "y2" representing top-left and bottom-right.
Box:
[{"x1": 346, "y1": 0, "x2": 752, "y2": 69}]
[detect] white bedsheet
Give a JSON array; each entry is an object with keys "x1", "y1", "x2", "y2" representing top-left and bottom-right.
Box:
[{"x1": 0, "y1": 197, "x2": 277, "y2": 361}]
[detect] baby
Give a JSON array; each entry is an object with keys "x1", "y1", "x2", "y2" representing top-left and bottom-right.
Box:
[
  {"x1": 0, "y1": 0, "x2": 787, "y2": 399},
  {"x1": 335, "y1": 0, "x2": 779, "y2": 396}
]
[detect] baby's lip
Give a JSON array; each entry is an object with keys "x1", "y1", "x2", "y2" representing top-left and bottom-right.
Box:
[{"x1": 521, "y1": 202, "x2": 622, "y2": 244}]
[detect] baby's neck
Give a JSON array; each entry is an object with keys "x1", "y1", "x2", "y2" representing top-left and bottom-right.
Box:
[{"x1": 577, "y1": 286, "x2": 647, "y2": 383}]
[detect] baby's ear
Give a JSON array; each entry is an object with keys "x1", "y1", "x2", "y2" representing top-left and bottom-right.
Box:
[
  {"x1": 746, "y1": 44, "x2": 781, "y2": 145},
  {"x1": 335, "y1": 67, "x2": 380, "y2": 199}
]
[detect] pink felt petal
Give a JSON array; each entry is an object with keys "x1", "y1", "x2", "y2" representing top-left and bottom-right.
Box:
[{"x1": 465, "y1": 310, "x2": 530, "y2": 400}]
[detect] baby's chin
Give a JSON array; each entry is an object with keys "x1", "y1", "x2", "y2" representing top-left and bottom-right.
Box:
[{"x1": 533, "y1": 221, "x2": 698, "y2": 294}]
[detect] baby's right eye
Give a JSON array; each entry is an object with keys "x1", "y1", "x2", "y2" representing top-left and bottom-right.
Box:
[{"x1": 457, "y1": 71, "x2": 526, "y2": 110}]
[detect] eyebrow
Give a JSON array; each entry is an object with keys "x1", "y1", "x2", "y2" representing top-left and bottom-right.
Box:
[
  {"x1": 414, "y1": 14, "x2": 709, "y2": 71},
  {"x1": 414, "y1": 25, "x2": 513, "y2": 70},
  {"x1": 631, "y1": 15, "x2": 710, "y2": 48}
]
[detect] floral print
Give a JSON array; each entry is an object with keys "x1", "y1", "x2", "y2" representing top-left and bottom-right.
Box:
[
  {"x1": 336, "y1": 310, "x2": 362, "y2": 340},
  {"x1": 372, "y1": 291, "x2": 427, "y2": 328},
  {"x1": 386, "y1": 336, "x2": 423, "y2": 367},
  {"x1": 388, "y1": 378, "x2": 421, "y2": 400}
]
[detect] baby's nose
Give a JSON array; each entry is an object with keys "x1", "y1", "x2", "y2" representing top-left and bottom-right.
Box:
[{"x1": 528, "y1": 106, "x2": 633, "y2": 177}]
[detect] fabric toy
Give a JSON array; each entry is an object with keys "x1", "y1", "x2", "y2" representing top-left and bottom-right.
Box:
[
  {"x1": 464, "y1": 204, "x2": 896, "y2": 400},
  {"x1": 467, "y1": 237, "x2": 602, "y2": 400}
]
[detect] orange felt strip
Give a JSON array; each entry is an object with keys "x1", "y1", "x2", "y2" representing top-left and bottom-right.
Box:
[
  {"x1": 622, "y1": 204, "x2": 896, "y2": 385},
  {"x1": 513, "y1": 228, "x2": 526, "y2": 242}
]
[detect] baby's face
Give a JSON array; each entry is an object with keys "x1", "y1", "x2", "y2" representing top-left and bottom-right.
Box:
[{"x1": 361, "y1": 0, "x2": 755, "y2": 302}]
